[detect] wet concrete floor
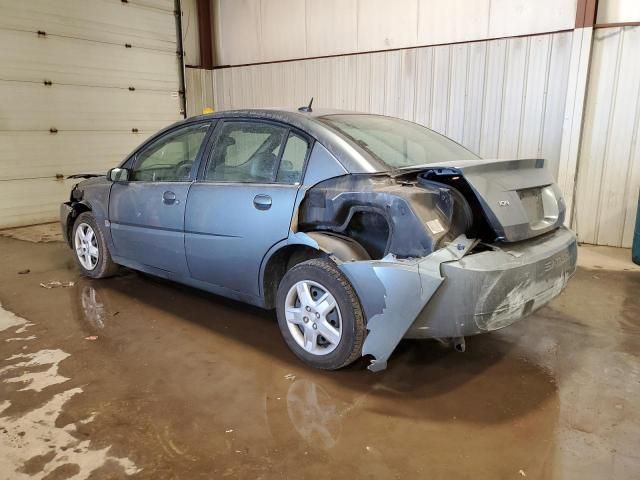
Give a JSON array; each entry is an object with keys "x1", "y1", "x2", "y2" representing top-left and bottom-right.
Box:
[{"x1": 0, "y1": 235, "x2": 639, "y2": 479}]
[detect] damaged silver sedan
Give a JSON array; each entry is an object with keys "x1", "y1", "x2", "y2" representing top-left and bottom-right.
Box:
[{"x1": 60, "y1": 108, "x2": 577, "y2": 371}]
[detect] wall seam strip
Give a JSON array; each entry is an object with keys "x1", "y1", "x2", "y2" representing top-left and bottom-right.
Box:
[
  {"x1": 517, "y1": 37, "x2": 532, "y2": 157},
  {"x1": 428, "y1": 49, "x2": 435, "y2": 127},
  {"x1": 411, "y1": 50, "x2": 420, "y2": 122},
  {"x1": 478, "y1": 43, "x2": 489, "y2": 154},
  {"x1": 594, "y1": 27, "x2": 623, "y2": 243},
  {"x1": 618, "y1": 29, "x2": 640, "y2": 244},
  {"x1": 538, "y1": 34, "x2": 554, "y2": 157},
  {"x1": 568, "y1": 29, "x2": 588, "y2": 233},
  {"x1": 445, "y1": 46, "x2": 452, "y2": 136},
  {"x1": 496, "y1": 40, "x2": 509, "y2": 157},
  {"x1": 594, "y1": 22, "x2": 640, "y2": 29},
  {"x1": 461, "y1": 43, "x2": 470, "y2": 144},
  {"x1": 211, "y1": 28, "x2": 575, "y2": 70}
]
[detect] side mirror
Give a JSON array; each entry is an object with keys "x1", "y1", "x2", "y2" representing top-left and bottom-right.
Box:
[{"x1": 107, "y1": 167, "x2": 129, "y2": 182}]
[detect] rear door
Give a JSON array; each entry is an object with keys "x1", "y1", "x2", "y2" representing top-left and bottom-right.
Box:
[
  {"x1": 185, "y1": 120, "x2": 311, "y2": 296},
  {"x1": 109, "y1": 121, "x2": 211, "y2": 275}
]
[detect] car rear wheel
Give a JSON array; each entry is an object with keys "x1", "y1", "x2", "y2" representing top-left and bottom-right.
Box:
[
  {"x1": 72, "y1": 212, "x2": 119, "y2": 279},
  {"x1": 276, "y1": 258, "x2": 365, "y2": 370}
]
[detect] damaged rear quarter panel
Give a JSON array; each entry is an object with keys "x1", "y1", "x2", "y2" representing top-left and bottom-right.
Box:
[
  {"x1": 296, "y1": 163, "x2": 479, "y2": 371},
  {"x1": 298, "y1": 173, "x2": 472, "y2": 259}
]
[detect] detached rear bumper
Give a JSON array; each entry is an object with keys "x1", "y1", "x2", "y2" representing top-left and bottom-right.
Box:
[{"x1": 406, "y1": 226, "x2": 577, "y2": 338}]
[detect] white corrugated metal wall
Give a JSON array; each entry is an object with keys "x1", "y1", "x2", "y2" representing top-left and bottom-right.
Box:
[
  {"x1": 183, "y1": 0, "x2": 640, "y2": 248},
  {"x1": 0, "y1": 0, "x2": 183, "y2": 228},
  {"x1": 184, "y1": 0, "x2": 581, "y2": 208},
  {"x1": 203, "y1": 32, "x2": 572, "y2": 179},
  {"x1": 210, "y1": 0, "x2": 577, "y2": 65},
  {"x1": 574, "y1": 26, "x2": 640, "y2": 247},
  {"x1": 185, "y1": 67, "x2": 215, "y2": 116}
]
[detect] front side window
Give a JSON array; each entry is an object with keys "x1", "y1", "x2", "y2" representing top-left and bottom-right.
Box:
[
  {"x1": 131, "y1": 122, "x2": 210, "y2": 182},
  {"x1": 319, "y1": 114, "x2": 479, "y2": 169}
]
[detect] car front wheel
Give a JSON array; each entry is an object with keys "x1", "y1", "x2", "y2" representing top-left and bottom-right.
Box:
[
  {"x1": 72, "y1": 212, "x2": 119, "y2": 279},
  {"x1": 276, "y1": 258, "x2": 365, "y2": 370}
]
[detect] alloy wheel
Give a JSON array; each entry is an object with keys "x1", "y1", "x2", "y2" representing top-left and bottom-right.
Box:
[
  {"x1": 284, "y1": 280, "x2": 343, "y2": 355},
  {"x1": 74, "y1": 222, "x2": 99, "y2": 270}
]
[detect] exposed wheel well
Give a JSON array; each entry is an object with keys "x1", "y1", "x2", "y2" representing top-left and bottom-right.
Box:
[
  {"x1": 343, "y1": 209, "x2": 390, "y2": 259},
  {"x1": 262, "y1": 245, "x2": 324, "y2": 309},
  {"x1": 66, "y1": 203, "x2": 91, "y2": 246},
  {"x1": 262, "y1": 232, "x2": 372, "y2": 309}
]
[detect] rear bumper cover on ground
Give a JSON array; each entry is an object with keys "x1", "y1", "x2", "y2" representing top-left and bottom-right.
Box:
[{"x1": 338, "y1": 227, "x2": 577, "y2": 371}]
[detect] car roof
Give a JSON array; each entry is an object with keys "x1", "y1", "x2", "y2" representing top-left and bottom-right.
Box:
[
  {"x1": 180, "y1": 108, "x2": 387, "y2": 174},
  {"x1": 197, "y1": 107, "x2": 355, "y2": 121}
]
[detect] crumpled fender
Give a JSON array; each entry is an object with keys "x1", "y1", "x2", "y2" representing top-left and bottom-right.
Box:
[{"x1": 337, "y1": 235, "x2": 477, "y2": 371}]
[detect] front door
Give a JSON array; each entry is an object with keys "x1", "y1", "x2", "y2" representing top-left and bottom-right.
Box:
[
  {"x1": 109, "y1": 122, "x2": 211, "y2": 275},
  {"x1": 185, "y1": 120, "x2": 310, "y2": 296}
]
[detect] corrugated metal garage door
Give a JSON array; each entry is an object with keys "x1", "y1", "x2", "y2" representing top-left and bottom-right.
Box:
[{"x1": 0, "y1": 0, "x2": 183, "y2": 228}]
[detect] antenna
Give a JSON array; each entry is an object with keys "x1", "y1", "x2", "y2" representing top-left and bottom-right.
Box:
[{"x1": 298, "y1": 97, "x2": 313, "y2": 113}]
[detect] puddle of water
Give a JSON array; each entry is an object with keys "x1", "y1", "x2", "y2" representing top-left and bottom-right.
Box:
[
  {"x1": 5, "y1": 336, "x2": 37, "y2": 342},
  {"x1": 0, "y1": 303, "x2": 141, "y2": 479},
  {"x1": 0, "y1": 349, "x2": 70, "y2": 392},
  {"x1": 0, "y1": 305, "x2": 28, "y2": 333}
]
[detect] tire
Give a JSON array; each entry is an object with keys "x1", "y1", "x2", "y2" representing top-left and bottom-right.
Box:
[
  {"x1": 71, "y1": 212, "x2": 119, "y2": 279},
  {"x1": 276, "y1": 258, "x2": 365, "y2": 370}
]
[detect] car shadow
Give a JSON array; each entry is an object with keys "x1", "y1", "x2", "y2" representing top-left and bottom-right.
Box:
[{"x1": 69, "y1": 268, "x2": 559, "y2": 425}]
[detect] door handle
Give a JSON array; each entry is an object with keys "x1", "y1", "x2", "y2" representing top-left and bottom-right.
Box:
[
  {"x1": 162, "y1": 190, "x2": 179, "y2": 205},
  {"x1": 253, "y1": 194, "x2": 272, "y2": 210}
]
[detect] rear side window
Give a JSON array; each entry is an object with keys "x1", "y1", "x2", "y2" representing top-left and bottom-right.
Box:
[
  {"x1": 319, "y1": 114, "x2": 478, "y2": 169},
  {"x1": 276, "y1": 132, "x2": 309, "y2": 183},
  {"x1": 205, "y1": 121, "x2": 287, "y2": 182}
]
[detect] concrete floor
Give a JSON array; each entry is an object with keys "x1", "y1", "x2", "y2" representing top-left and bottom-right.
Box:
[{"x1": 0, "y1": 228, "x2": 639, "y2": 480}]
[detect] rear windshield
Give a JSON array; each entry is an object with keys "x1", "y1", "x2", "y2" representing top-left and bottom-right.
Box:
[{"x1": 319, "y1": 114, "x2": 479, "y2": 169}]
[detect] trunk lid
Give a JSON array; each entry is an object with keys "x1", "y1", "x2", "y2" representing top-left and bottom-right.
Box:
[{"x1": 414, "y1": 158, "x2": 566, "y2": 242}]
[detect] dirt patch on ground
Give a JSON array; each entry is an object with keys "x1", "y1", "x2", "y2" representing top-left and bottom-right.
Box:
[{"x1": 0, "y1": 223, "x2": 63, "y2": 244}]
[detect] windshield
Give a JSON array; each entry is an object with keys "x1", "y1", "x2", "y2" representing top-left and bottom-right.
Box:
[{"x1": 319, "y1": 114, "x2": 479, "y2": 169}]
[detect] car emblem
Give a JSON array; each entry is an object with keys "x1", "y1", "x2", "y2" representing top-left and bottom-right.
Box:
[{"x1": 498, "y1": 200, "x2": 510, "y2": 207}]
